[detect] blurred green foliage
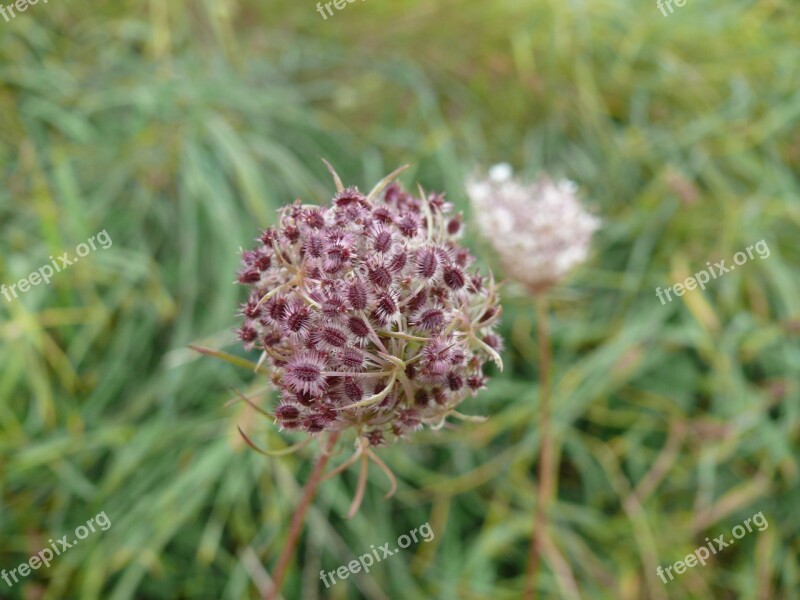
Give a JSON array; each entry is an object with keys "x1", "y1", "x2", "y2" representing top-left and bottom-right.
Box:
[{"x1": 1, "y1": 0, "x2": 799, "y2": 599}]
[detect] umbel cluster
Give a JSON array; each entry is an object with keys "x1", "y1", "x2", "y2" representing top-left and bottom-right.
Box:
[{"x1": 236, "y1": 175, "x2": 503, "y2": 446}]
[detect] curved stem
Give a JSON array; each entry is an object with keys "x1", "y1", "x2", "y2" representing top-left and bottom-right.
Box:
[
  {"x1": 366, "y1": 449, "x2": 397, "y2": 499},
  {"x1": 347, "y1": 454, "x2": 370, "y2": 518},
  {"x1": 321, "y1": 444, "x2": 363, "y2": 482},
  {"x1": 525, "y1": 295, "x2": 554, "y2": 599},
  {"x1": 264, "y1": 431, "x2": 340, "y2": 600}
]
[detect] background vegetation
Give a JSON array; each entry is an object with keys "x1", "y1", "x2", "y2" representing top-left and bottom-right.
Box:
[{"x1": 1, "y1": 0, "x2": 798, "y2": 598}]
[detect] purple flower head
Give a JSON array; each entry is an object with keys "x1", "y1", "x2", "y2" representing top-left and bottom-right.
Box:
[{"x1": 236, "y1": 165, "x2": 503, "y2": 443}]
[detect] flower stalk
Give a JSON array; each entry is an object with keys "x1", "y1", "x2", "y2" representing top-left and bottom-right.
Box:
[
  {"x1": 466, "y1": 164, "x2": 599, "y2": 599},
  {"x1": 264, "y1": 431, "x2": 340, "y2": 600},
  {"x1": 525, "y1": 295, "x2": 554, "y2": 599}
]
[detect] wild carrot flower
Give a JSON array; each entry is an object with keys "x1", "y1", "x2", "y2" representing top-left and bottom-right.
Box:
[
  {"x1": 466, "y1": 164, "x2": 600, "y2": 294},
  {"x1": 236, "y1": 165, "x2": 503, "y2": 447},
  {"x1": 467, "y1": 164, "x2": 599, "y2": 597}
]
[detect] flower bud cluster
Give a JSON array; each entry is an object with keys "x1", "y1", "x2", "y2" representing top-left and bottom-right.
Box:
[{"x1": 237, "y1": 174, "x2": 503, "y2": 445}]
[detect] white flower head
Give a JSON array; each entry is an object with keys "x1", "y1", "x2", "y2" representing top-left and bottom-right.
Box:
[{"x1": 466, "y1": 165, "x2": 600, "y2": 293}]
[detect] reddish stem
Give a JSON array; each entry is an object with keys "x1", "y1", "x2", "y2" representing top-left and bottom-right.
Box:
[
  {"x1": 525, "y1": 296, "x2": 554, "y2": 599},
  {"x1": 264, "y1": 431, "x2": 340, "y2": 600}
]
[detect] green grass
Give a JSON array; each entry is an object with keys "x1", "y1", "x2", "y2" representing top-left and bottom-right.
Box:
[{"x1": 1, "y1": 0, "x2": 799, "y2": 598}]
